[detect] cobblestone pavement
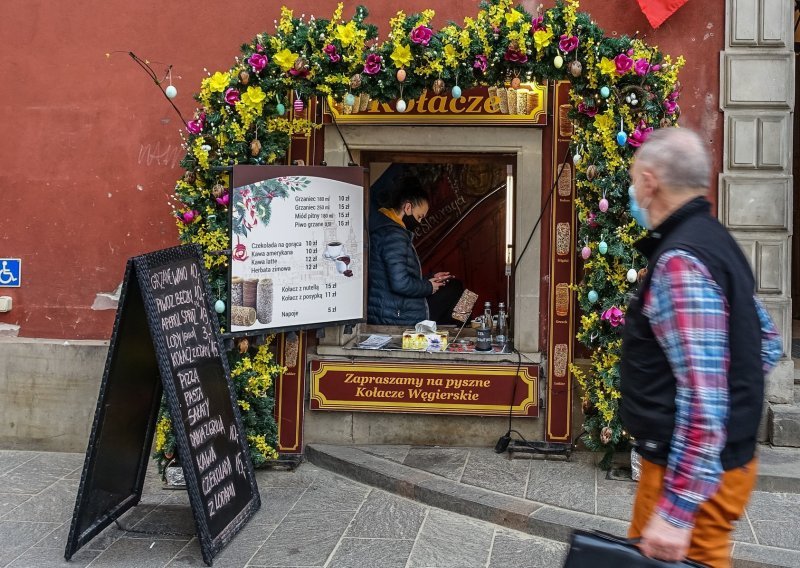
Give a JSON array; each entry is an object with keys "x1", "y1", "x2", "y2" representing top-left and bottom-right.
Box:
[{"x1": 0, "y1": 450, "x2": 566, "y2": 568}]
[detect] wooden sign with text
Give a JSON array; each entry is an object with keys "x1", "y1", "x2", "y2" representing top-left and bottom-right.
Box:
[
  {"x1": 65, "y1": 245, "x2": 259, "y2": 566},
  {"x1": 310, "y1": 360, "x2": 538, "y2": 417}
]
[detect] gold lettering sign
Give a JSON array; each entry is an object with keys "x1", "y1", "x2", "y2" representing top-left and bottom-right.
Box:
[{"x1": 327, "y1": 84, "x2": 547, "y2": 126}]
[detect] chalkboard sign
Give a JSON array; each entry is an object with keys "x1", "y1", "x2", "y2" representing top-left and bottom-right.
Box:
[{"x1": 65, "y1": 245, "x2": 260, "y2": 566}]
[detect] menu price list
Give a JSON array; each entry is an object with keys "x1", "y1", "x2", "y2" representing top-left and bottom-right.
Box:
[{"x1": 149, "y1": 258, "x2": 251, "y2": 529}]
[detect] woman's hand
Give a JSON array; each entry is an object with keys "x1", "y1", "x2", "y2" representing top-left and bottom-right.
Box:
[
  {"x1": 432, "y1": 271, "x2": 452, "y2": 282},
  {"x1": 429, "y1": 278, "x2": 444, "y2": 293}
]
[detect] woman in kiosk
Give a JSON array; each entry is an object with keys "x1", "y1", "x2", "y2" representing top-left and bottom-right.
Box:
[{"x1": 367, "y1": 177, "x2": 459, "y2": 326}]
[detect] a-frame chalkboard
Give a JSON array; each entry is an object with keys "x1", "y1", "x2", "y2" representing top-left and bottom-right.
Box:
[{"x1": 65, "y1": 244, "x2": 260, "y2": 566}]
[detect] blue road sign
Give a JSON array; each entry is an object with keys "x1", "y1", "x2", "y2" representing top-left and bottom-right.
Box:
[{"x1": 0, "y1": 259, "x2": 21, "y2": 287}]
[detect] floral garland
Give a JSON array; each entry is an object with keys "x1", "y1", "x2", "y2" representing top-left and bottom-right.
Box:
[{"x1": 169, "y1": 0, "x2": 683, "y2": 469}]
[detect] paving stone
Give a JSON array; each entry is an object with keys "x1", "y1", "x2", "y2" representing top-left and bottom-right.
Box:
[
  {"x1": 750, "y1": 519, "x2": 800, "y2": 550},
  {"x1": 732, "y1": 541, "x2": 800, "y2": 568},
  {"x1": 756, "y1": 446, "x2": 800, "y2": 493},
  {"x1": 526, "y1": 459, "x2": 596, "y2": 514},
  {"x1": 167, "y1": 521, "x2": 276, "y2": 568},
  {"x1": 730, "y1": 518, "x2": 757, "y2": 544},
  {"x1": 746, "y1": 491, "x2": 800, "y2": 526},
  {"x1": 21, "y1": 452, "x2": 84, "y2": 479},
  {"x1": 345, "y1": 490, "x2": 426, "y2": 539},
  {"x1": 7, "y1": 546, "x2": 101, "y2": 567},
  {"x1": 251, "y1": 487, "x2": 306, "y2": 525},
  {"x1": 403, "y1": 447, "x2": 469, "y2": 481},
  {"x1": 0, "y1": 493, "x2": 32, "y2": 518},
  {"x1": 3, "y1": 480, "x2": 77, "y2": 522},
  {"x1": 488, "y1": 528, "x2": 568, "y2": 568},
  {"x1": 328, "y1": 537, "x2": 414, "y2": 568},
  {"x1": 0, "y1": 521, "x2": 61, "y2": 566},
  {"x1": 355, "y1": 445, "x2": 411, "y2": 464},
  {"x1": 0, "y1": 451, "x2": 39, "y2": 475},
  {"x1": 290, "y1": 471, "x2": 369, "y2": 513},
  {"x1": 0, "y1": 469, "x2": 63, "y2": 494},
  {"x1": 459, "y1": 447, "x2": 530, "y2": 498},
  {"x1": 88, "y1": 536, "x2": 188, "y2": 567},
  {"x1": 528, "y1": 506, "x2": 629, "y2": 544},
  {"x1": 407, "y1": 508, "x2": 494, "y2": 568},
  {"x1": 595, "y1": 473, "x2": 637, "y2": 522},
  {"x1": 127, "y1": 503, "x2": 197, "y2": 541},
  {"x1": 249, "y1": 510, "x2": 354, "y2": 566},
  {"x1": 255, "y1": 464, "x2": 320, "y2": 488}
]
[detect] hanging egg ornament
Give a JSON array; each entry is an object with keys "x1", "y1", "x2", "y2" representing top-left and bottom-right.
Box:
[
  {"x1": 627, "y1": 268, "x2": 638, "y2": 283},
  {"x1": 349, "y1": 73, "x2": 362, "y2": 90},
  {"x1": 250, "y1": 139, "x2": 262, "y2": 157},
  {"x1": 293, "y1": 97, "x2": 304, "y2": 113},
  {"x1": 239, "y1": 70, "x2": 250, "y2": 85},
  {"x1": 573, "y1": 152, "x2": 582, "y2": 165},
  {"x1": 276, "y1": 102, "x2": 286, "y2": 116},
  {"x1": 600, "y1": 86, "x2": 610, "y2": 98},
  {"x1": 568, "y1": 59, "x2": 582, "y2": 77},
  {"x1": 432, "y1": 78, "x2": 445, "y2": 95},
  {"x1": 581, "y1": 246, "x2": 591, "y2": 260},
  {"x1": 214, "y1": 300, "x2": 225, "y2": 314},
  {"x1": 451, "y1": 85, "x2": 462, "y2": 99},
  {"x1": 616, "y1": 130, "x2": 628, "y2": 146},
  {"x1": 344, "y1": 93, "x2": 356, "y2": 106},
  {"x1": 599, "y1": 198, "x2": 609, "y2": 212},
  {"x1": 165, "y1": 85, "x2": 178, "y2": 99},
  {"x1": 396, "y1": 68, "x2": 406, "y2": 82},
  {"x1": 554, "y1": 55, "x2": 564, "y2": 69},
  {"x1": 396, "y1": 99, "x2": 407, "y2": 113},
  {"x1": 587, "y1": 290, "x2": 599, "y2": 303},
  {"x1": 510, "y1": 77, "x2": 521, "y2": 89},
  {"x1": 598, "y1": 241, "x2": 608, "y2": 255},
  {"x1": 586, "y1": 164, "x2": 598, "y2": 181}
]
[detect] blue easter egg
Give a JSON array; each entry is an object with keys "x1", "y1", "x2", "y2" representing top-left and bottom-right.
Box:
[
  {"x1": 600, "y1": 86, "x2": 610, "y2": 98},
  {"x1": 344, "y1": 93, "x2": 356, "y2": 106},
  {"x1": 588, "y1": 290, "x2": 599, "y2": 303},
  {"x1": 598, "y1": 241, "x2": 608, "y2": 255},
  {"x1": 451, "y1": 85, "x2": 462, "y2": 99},
  {"x1": 616, "y1": 131, "x2": 628, "y2": 146},
  {"x1": 276, "y1": 103, "x2": 286, "y2": 116},
  {"x1": 214, "y1": 300, "x2": 225, "y2": 314}
]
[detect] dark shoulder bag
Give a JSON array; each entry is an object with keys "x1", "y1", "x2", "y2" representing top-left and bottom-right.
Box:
[{"x1": 563, "y1": 530, "x2": 708, "y2": 568}]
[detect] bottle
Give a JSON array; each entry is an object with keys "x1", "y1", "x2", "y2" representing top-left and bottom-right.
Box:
[
  {"x1": 476, "y1": 301, "x2": 493, "y2": 351},
  {"x1": 496, "y1": 302, "x2": 507, "y2": 346}
]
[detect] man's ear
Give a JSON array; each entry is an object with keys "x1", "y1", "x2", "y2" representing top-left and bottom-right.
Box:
[{"x1": 639, "y1": 170, "x2": 658, "y2": 201}]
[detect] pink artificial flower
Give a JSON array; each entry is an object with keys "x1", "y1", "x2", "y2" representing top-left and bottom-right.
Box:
[
  {"x1": 224, "y1": 88, "x2": 240, "y2": 106},
  {"x1": 473, "y1": 54, "x2": 488, "y2": 73},
  {"x1": 614, "y1": 53, "x2": 633, "y2": 74},
  {"x1": 587, "y1": 211, "x2": 599, "y2": 228},
  {"x1": 634, "y1": 58, "x2": 651, "y2": 76},
  {"x1": 650, "y1": 64, "x2": 662, "y2": 72},
  {"x1": 578, "y1": 102, "x2": 597, "y2": 117},
  {"x1": 410, "y1": 25, "x2": 433, "y2": 46},
  {"x1": 504, "y1": 48, "x2": 528, "y2": 64},
  {"x1": 288, "y1": 66, "x2": 309, "y2": 78},
  {"x1": 663, "y1": 99, "x2": 678, "y2": 115},
  {"x1": 601, "y1": 306, "x2": 625, "y2": 327},
  {"x1": 186, "y1": 117, "x2": 204, "y2": 134},
  {"x1": 180, "y1": 210, "x2": 199, "y2": 224},
  {"x1": 558, "y1": 34, "x2": 579, "y2": 53},
  {"x1": 215, "y1": 193, "x2": 230, "y2": 206},
  {"x1": 323, "y1": 44, "x2": 341, "y2": 63},
  {"x1": 531, "y1": 16, "x2": 546, "y2": 32},
  {"x1": 248, "y1": 53, "x2": 268, "y2": 72},
  {"x1": 256, "y1": 44, "x2": 265, "y2": 53},
  {"x1": 363, "y1": 53, "x2": 382, "y2": 75},
  {"x1": 628, "y1": 120, "x2": 653, "y2": 148}
]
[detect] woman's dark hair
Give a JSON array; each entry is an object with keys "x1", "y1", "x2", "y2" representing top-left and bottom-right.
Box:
[{"x1": 386, "y1": 176, "x2": 429, "y2": 210}]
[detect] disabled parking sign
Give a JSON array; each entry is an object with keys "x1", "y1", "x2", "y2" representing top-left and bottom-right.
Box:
[{"x1": 0, "y1": 259, "x2": 21, "y2": 287}]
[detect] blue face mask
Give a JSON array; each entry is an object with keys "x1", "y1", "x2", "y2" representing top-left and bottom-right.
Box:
[{"x1": 628, "y1": 185, "x2": 651, "y2": 230}]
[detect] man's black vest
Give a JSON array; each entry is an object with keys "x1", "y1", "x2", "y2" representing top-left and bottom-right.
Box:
[{"x1": 620, "y1": 197, "x2": 764, "y2": 470}]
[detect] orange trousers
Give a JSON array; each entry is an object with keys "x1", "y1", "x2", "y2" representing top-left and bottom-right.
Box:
[{"x1": 628, "y1": 456, "x2": 758, "y2": 568}]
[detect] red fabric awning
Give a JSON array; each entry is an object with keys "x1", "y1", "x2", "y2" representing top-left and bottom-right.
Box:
[{"x1": 636, "y1": 0, "x2": 690, "y2": 28}]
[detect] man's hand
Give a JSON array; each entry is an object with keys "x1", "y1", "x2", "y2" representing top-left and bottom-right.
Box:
[
  {"x1": 429, "y1": 278, "x2": 444, "y2": 293},
  {"x1": 638, "y1": 514, "x2": 691, "y2": 563},
  {"x1": 433, "y1": 271, "x2": 452, "y2": 282}
]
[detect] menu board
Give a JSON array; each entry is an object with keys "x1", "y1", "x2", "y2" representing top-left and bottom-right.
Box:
[
  {"x1": 230, "y1": 165, "x2": 365, "y2": 334},
  {"x1": 65, "y1": 245, "x2": 259, "y2": 567}
]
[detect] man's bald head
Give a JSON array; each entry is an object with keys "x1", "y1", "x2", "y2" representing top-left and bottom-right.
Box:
[{"x1": 632, "y1": 128, "x2": 711, "y2": 194}]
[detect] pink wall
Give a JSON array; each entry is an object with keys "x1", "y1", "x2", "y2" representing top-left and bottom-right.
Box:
[{"x1": 0, "y1": 0, "x2": 724, "y2": 339}]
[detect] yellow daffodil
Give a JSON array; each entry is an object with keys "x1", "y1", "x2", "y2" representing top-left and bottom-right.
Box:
[
  {"x1": 273, "y1": 49, "x2": 299, "y2": 72},
  {"x1": 336, "y1": 21, "x2": 357, "y2": 47},
  {"x1": 533, "y1": 29, "x2": 553, "y2": 50},
  {"x1": 443, "y1": 44, "x2": 457, "y2": 65},
  {"x1": 240, "y1": 86, "x2": 266, "y2": 107},
  {"x1": 505, "y1": 9, "x2": 523, "y2": 26},
  {"x1": 208, "y1": 71, "x2": 230, "y2": 93},
  {"x1": 598, "y1": 57, "x2": 617, "y2": 76},
  {"x1": 390, "y1": 43, "x2": 412, "y2": 68}
]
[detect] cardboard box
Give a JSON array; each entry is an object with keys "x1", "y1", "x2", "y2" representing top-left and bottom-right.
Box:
[{"x1": 402, "y1": 330, "x2": 449, "y2": 351}]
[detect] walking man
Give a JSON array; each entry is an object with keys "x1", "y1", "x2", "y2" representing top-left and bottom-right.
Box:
[{"x1": 620, "y1": 128, "x2": 782, "y2": 567}]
